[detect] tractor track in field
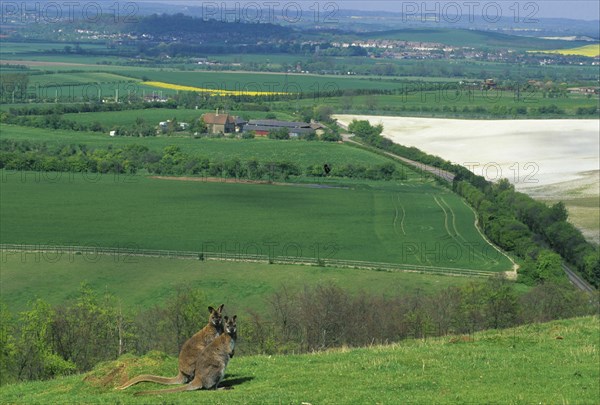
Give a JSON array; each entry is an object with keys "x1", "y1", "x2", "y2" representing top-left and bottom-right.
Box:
[
  {"x1": 440, "y1": 197, "x2": 490, "y2": 263},
  {"x1": 399, "y1": 197, "x2": 407, "y2": 236},
  {"x1": 150, "y1": 176, "x2": 348, "y2": 189},
  {"x1": 392, "y1": 194, "x2": 406, "y2": 236},
  {"x1": 433, "y1": 195, "x2": 457, "y2": 241}
]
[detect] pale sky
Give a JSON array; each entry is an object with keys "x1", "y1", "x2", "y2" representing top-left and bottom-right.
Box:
[
  {"x1": 139, "y1": 1, "x2": 599, "y2": 21},
  {"x1": 343, "y1": 1, "x2": 599, "y2": 20}
]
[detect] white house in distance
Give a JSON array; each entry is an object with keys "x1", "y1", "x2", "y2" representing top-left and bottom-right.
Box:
[{"x1": 158, "y1": 120, "x2": 190, "y2": 133}]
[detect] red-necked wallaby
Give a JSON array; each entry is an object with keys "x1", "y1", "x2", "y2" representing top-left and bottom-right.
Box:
[
  {"x1": 135, "y1": 315, "x2": 237, "y2": 395},
  {"x1": 117, "y1": 304, "x2": 224, "y2": 390}
]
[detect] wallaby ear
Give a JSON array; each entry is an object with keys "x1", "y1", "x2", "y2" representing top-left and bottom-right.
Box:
[
  {"x1": 217, "y1": 304, "x2": 224, "y2": 313},
  {"x1": 232, "y1": 315, "x2": 237, "y2": 322},
  {"x1": 224, "y1": 315, "x2": 229, "y2": 322},
  {"x1": 208, "y1": 306, "x2": 215, "y2": 313}
]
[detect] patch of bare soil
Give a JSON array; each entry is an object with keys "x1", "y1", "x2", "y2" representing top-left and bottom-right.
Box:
[{"x1": 149, "y1": 176, "x2": 347, "y2": 189}]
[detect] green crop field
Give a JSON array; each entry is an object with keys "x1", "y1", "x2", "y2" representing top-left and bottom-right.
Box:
[
  {"x1": 0, "y1": 172, "x2": 513, "y2": 271},
  {"x1": 21, "y1": 72, "x2": 138, "y2": 100},
  {"x1": 28, "y1": 72, "x2": 135, "y2": 86},
  {"x1": 0, "y1": 254, "x2": 481, "y2": 315},
  {"x1": 275, "y1": 91, "x2": 599, "y2": 117},
  {"x1": 111, "y1": 69, "x2": 408, "y2": 93},
  {"x1": 1, "y1": 316, "x2": 597, "y2": 404}
]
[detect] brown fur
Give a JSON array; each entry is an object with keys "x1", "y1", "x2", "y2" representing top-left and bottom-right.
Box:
[
  {"x1": 135, "y1": 315, "x2": 237, "y2": 395},
  {"x1": 116, "y1": 304, "x2": 224, "y2": 390}
]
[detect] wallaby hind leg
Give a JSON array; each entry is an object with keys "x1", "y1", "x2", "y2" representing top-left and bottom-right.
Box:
[
  {"x1": 116, "y1": 371, "x2": 188, "y2": 390},
  {"x1": 134, "y1": 377, "x2": 203, "y2": 396}
]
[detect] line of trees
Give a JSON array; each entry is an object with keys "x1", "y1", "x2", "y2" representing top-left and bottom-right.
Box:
[
  {"x1": 2, "y1": 279, "x2": 596, "y2": 385},
  {"x1": 455, "y1": 178, "x2": 599, "y2": 287},
  {"x1": 2, "y1": 101, "x2": 177, "y2": 118},
  {"x1": 348, "y1": 120, "x2": 600, "y2": 287},
  {"x1": 249, "y1": 280, "x2": 597, "y2": 354},
  {"x1": 0, "y1": 140, "x2": 403, "y2": 182},
  {"x1": 0, "y1": 285, "x2": 208, "y2": 385}
]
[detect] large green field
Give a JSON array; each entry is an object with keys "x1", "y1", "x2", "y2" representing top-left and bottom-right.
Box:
[
  {"x1": 11, "y1": 66, "x2": 418, "y2": 97},
  {"x1": 0, "y1": 172, "x2": 513, "y2": 271},
  {"x1": 0, "y1": 254, "x2": 479, "y2": 315},
  {"x1": 1, "y1": 316, "x2": 597, "y2": 404}
]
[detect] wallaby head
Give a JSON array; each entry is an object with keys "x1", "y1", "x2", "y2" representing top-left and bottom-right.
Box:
[
  {"x1": 223, "y1": 315, "x2": 237, "y2": 335},
  {"x1": 208, "y1": 304, "x2": 225, "y2": 328}
]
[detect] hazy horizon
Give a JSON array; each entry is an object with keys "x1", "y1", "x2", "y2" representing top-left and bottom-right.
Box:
[{"x1": 136, "y1": 0, "x2": 600, "y2": 22}]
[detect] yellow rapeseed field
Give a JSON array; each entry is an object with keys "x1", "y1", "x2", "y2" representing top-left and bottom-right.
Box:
[
  {"x1": 142, "y1": 81, "x2": 289, "y2": 96},
  {"x1": 532, "y1": 44, "x2": 600, "y2": 57}
]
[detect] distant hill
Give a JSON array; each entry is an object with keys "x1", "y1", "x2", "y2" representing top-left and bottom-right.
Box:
[
  {"x1": 1, "y1": 316, "x2": 597, "y2": 403},
  {"x1": 357, "y1": 28, "x2": 593, "y2": 50},
  {"x1": 132, "y1": 13, "x2": 293, "y2": 40}
]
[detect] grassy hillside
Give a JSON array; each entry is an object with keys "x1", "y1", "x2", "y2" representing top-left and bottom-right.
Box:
[
  {"x1": 0, "y1": 173, "x2": 514, "y2": 271},
  {"x1": 0, "y1": 254, "x2": 482, "y2": 314},
  {"x1": 1, "y1": 316, "x2": 597, "y2": 404}
]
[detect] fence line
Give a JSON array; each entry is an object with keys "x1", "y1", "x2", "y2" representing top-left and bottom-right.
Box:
[{"x1": 0, "y1": 243, "x2": 496, "y2": 278}]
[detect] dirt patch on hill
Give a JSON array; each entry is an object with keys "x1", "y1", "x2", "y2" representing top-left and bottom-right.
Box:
[{"x1": 150, "y1": 176, "x2": 348, "y2": 189}]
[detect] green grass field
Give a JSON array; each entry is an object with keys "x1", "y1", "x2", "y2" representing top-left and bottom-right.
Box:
[
  {"x1": 0, "y1": 172, "x2": 513, "y2": 271},
  {"x1": 0, "y1": 253, "x2": 481, "y2": 315},
  {"x1": 0, "y1": 125, "x2": 413, "y2": 170},
  {"x1": 1, "y1": 316, "x2": 597, "y2": 404}
]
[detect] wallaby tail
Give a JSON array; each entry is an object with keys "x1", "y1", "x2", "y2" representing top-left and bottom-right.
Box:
[
  {"x1": 134, "y1": 381, "x2": 202, "y2": 396},
  {"x1": 116, "y1": 372, "x2": 186, "y2": 390}
]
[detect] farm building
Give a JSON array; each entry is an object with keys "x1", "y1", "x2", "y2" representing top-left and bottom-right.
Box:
[
  {"x1": 243, "y1": 120, "x2": 316, "y2": 137},
  {"x1": 202, "y1": 111, "x2": 236, "y2": 134},
  {"x1": 234, "y1": 117, "x2": 247, "y2": 132},
  {"x1": 567, "y1": 87, "x2": 600, "y2": 95}
]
